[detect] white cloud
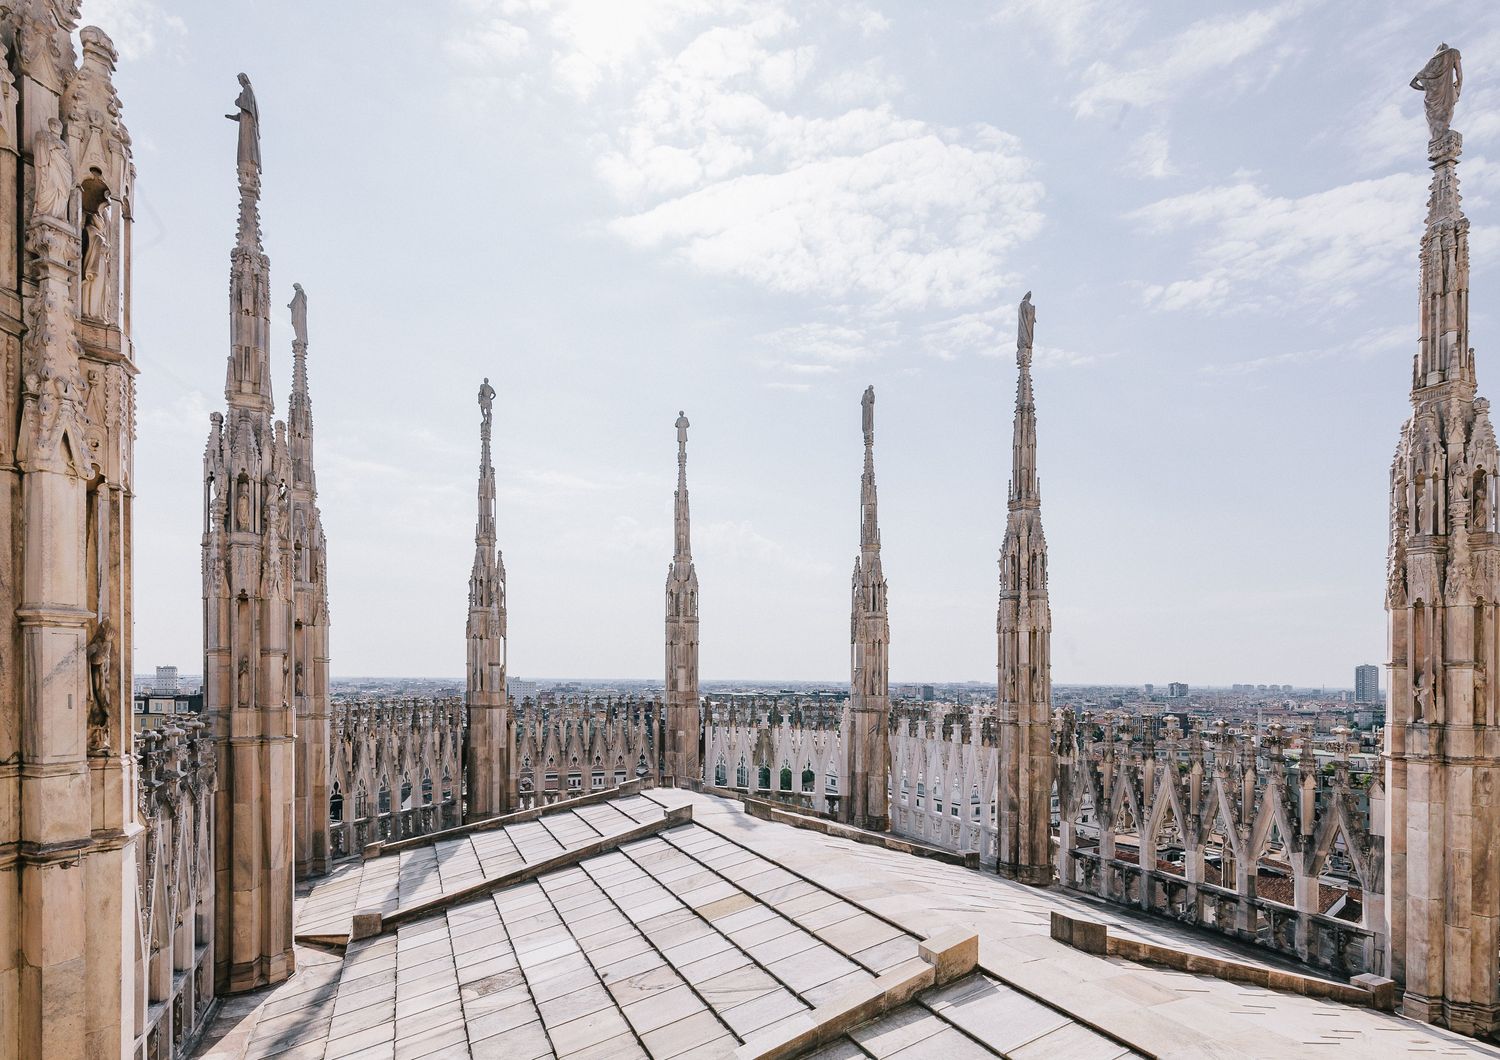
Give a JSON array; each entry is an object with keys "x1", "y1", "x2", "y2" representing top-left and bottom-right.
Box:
[
  {"x1": 992, "y1": 0, "x2": 1140, "y2": 66},
  {"x1": 79, "y1": 0, "x2": 186, "y2": 61},
  {"x1": 1130, "y1": 170, "x2": 1427, "y2": 312},
  {"x1": 1127, "y1": 125, "x2": 1177, "y2": 178},
  {"x1": 1200, "y1": 324, "x2": 1405, "y2": 376},
  {"x1": 1073, "y1": 1, "x2": 1302, "y2": 118},
  {"x1": 455, "y1": 0, "x2": 1044, "y2": 321},
  {"x1": 609, "y1": 128, "x2": 1042, "y2": 310}
]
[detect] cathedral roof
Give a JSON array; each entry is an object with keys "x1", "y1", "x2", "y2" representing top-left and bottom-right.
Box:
[{"x1": 196, "y1": 789, "x2": 1491, "y2": 1060}]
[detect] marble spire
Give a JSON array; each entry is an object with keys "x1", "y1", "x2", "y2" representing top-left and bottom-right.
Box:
[
  {"x1": 846, "y1": 386, "x2": 891, "y2": 831},
  {"x1": 665, "y1": 411, "x2": 701, "y2": 782},
  {"x1": 1385, "y1": 42, "x2": 1500, "y2": 1036},
  {"x1": 466, "y1": 377, "x2": 510, "y2": 817},
  {"x1": 224, "y1": 73, "x2": 271, "y2": 412},
  {"x1": 204, "y1": 72, "x2": 297, "y2": 992},
  {"x1": 997, "y1": 290, "x2": 1053, "y2": 886}
]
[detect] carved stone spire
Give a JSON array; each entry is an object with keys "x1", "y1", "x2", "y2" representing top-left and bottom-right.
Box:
[
  {"x1": 674, "y1": 410, "x2": 692, "y2": 565},
  {"x1": 1386, "y1": 44, "x2": 1500, "y2": 1037},
  {"x1": 665, "y1": 410, "x2": 700, "y2": 782},
  {"x1": 204, "y1": 71, "x2": 296, "y2": 993},
  {"x1": 225, "y1": 73, "x2": 271, "y2": 412},
  {"x1": 284, "y1": 281, "x2": 331, "y2": 877},
  {"x1": 287, "y1": 283, "x2": 313, "y2": 490},
  {"x1": 1412, "y1": 55, "x2": 1471, "y2": 392},
  {"x1": 466, "y1": 376, "x2": 509, "y2": 817},
  {"x1": 997, "y1": 290, "x2": 1053, "y2": 886},
  {"x1": 845, "y1": 385, "x2": 890, "y2": 831},
  {"x1": 1011, "y1": 291, "x2": 1040, "y2": 508}
]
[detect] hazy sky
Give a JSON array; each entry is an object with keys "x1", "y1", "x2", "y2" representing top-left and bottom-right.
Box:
[{"x1": 99, "y1": 0, "x2": 1500, "y2": 685}]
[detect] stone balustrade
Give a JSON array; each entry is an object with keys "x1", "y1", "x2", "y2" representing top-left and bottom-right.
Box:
[
  {"x1": 704, "y1": 696, "x2": 847, "y2": 814},
  {"x1": 887, "y1": 705, "x2": 998, "y2": 861},
  {"x1": 133, "y1": 718, "x2": 217, "y2": 1060},
  {"x1": 1056, "y1": 709, "x2": 1387, "y2": 978},
  {"x1": 327, "y1": 698, "x2": 465, "y2": 858},
  {"x1": 512, "y1": 695, "x2": 663, "y2": 808}
]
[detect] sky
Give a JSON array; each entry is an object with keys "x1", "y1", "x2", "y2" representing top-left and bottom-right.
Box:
[{"x1": 95, "y1": 0, "x2": 1500, "y2": 686}]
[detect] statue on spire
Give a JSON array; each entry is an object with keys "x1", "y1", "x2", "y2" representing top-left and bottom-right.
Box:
[
  {"x1": 676, "y1": 410, "x2": 689, "y2": 446},
  {"x1": 861, "y1": 385, "x2": 874, "y2": 446},
  {"x1": 1017, "y1": 290, "x2": 1035, "y2": 358},
  {"x1": 478, "y1": 377, "x2": 495, "y2": 434},
  {"x1": 225, "y1": 72, "x2": 260, "y2": 171},
  {"x1": 288, "y1": 283, "x2": 308, "y2": 346},
  {"x1": 1411, "y1": 43, "x2": 1462, "y2": 141}
]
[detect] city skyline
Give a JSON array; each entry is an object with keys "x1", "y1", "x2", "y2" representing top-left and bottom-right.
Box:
[{"x1": 99, "y1": 0, "x2": 1500, "y2": 685}]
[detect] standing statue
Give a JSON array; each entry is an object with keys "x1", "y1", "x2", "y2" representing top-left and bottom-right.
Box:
[
  {"x1": 1017, "y1": 290, "x2": 1035, "y2": 352},
  {"x1": 86, "y1": 619, "x2": 113, "y2": 754},
  {"x1": 1411, "y1": 44, "x2": 1462, "y2": 141},
  {"x1": 288, "y1": 283, "x2": 308, "y2": 346},
  {"x1": 478, "y1": 377, "x2": 495, "y2": 433},
  {"x1": 81, "y1": 200, "x2": 110, "y2": 319},
  {"x1": 225, "y1": 72, "x2": 260, "y2": 171},
  {"x1": 676, "y1": 409, "x2": 689, "y2": 445},
  {"x1": 33, "y1": 116, "x2": 72, "y2": 222},
  {"x1": 861, "y1": 385, "x2": 874, "y2": 444}
]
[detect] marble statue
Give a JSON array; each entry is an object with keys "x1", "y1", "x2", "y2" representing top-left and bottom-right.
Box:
[
  {"x1": 1412, "y1": 44, "x2": 1462, "y2": 141},
  {"x1": 1017, "y1": 290, "x2": 1035, "y2": 352},
  {"x1": 288, "y1": 283, "x2": 307, "y2": 346},
  {"x1": 226, "y1": 72, "x2": 260, "y2": 171},
  {"x1": 33, "y1": 116, "x2": 71, "y2": 221},
  {"x1": 81, "y1": 201, "x2": 110, "y2": 319},
  {"x1": 86, "y1": 618, "x2": 112, "y2": 754},
  {"x1": 861, "y1": 384, "x2": 874, "y2": 443},
  {"x1": 478, "y1": 377, "x2": 495, "y2": 432}
]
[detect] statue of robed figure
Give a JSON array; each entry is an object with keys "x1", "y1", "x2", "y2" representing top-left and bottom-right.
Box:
[
  {"x1": 1411, "y1": 43, "x2": 1462, "y2": 141},
  {"x1": 289, "y1": 283, "x2": 308, "y2": 346},
  {"x1": 1017, "y1": 290, "x2": 1036, "y2": 355},
  {"x1": 225, "y1": 72, "x2": 260, "y2": 171}
]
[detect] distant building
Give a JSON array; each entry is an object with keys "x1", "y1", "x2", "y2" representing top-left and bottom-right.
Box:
[
  {"x1": 1355, "y1": 664, "x2": 1380, "y2": 704},
  {"x1": 153, "y1": 665, "x2": 179, "y2": 694},
  {"x1": 1167, "y1": 682, "x2": 1188, "y2": 698},
  {"x1": 1143, "y1": 683, "x2": 1154, "y2": 694},
  {"x1": 508, "y1": 677, "x2": 539, "y2": 701},
  {"x1": 133, "y1": 687, "x2": 204, "y2": 732},
  {"x1": 920, "y1": 685, "x2": 935, "y2": 701}
]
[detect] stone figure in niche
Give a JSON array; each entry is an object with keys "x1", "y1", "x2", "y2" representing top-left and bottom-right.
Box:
[
  {"x1": 81, "y1": 200, "x2": 110, "y2": 320},
  {"x1": 236, "y1": 481, "x2": 250, "y2": 530},
  {"x1": 237, "y1": 655, "x2": 250, "y2": 707},
  {"x1": 289, "y1": 283, "x2": 307, "y2": 346},
  {"x1": 225, "y1": 72, "x2": 260, "y2": 171},
  {"x1": 295, "y1": 661, "x2": 304, "y2": 696},
  {"x1": 33, "y1": 117, "x2": 72, "y2": 222},
  {"x1": 86, "y1": 618, "x2": 113, "y2": 754},
  {"x1": 1017, "y1": 290, "x2": 1035, "y2": 351},
  {"x1": 478, "y1": 377, "x2": 495, "y2": 433},
  {"x1": 1411, "y1": 44, "x2": 1463, "y2": 141},
  {"x1": 84, "y1": 367, "x2": 105, "y2": 427}
]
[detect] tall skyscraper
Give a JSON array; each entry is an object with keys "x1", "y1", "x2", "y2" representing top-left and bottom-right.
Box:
[{"x1": 1355, "y1": 664, "x2": 1380, "y2": 704}]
